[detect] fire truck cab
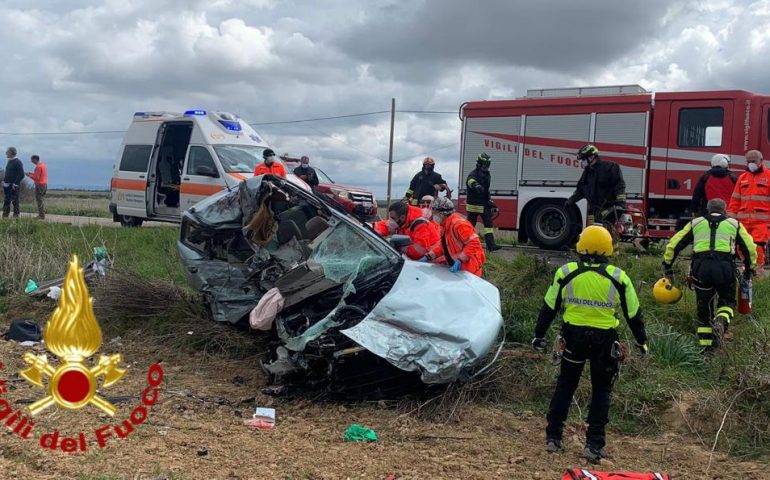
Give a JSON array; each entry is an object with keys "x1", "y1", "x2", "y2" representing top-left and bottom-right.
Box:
[{"x1": 458, "y1": 85, "x2": 770, "y2": 249}]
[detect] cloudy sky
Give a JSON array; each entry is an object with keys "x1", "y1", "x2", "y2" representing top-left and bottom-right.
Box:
[{"x1": 1, "y1": 0, "x2": 769, "y2": 198}]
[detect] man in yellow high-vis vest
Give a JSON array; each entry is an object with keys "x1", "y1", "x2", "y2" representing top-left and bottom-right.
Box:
[
  {"x1": 532, "y1": 225, "x2": 648, "y2": 463},
  {"x1": 663, "y1": 198, "x2": 756, "y2": 351}
]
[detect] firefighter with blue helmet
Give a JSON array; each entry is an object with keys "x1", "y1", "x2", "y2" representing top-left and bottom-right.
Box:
[{"x1": 532, "y1": 225, "x2": 648, "y2": 463}]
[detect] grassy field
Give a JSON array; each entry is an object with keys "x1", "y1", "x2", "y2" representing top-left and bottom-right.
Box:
[
  {"x1": 18, "y1": 189, "x2": 112, "y2": 218},
  {"x1": 0, "y1": 219, "x2": 767, "y2": 477}
]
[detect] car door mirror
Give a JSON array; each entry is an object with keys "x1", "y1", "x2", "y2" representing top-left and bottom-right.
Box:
[
  {"x1": 195, "y1": 165, "x2": 219, "y2": 178},
  {"x1": 389, "y1": 234, "x2": 412, "y2": 250}
]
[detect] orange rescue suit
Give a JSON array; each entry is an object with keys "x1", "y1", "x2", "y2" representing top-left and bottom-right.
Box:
[
  {"x1": 374, "y1": 205, "x2": 440, "y2": 260},
  {"x1": 728, "y1": 167, "x2": 770, "y2": 265},
  {"x1": 429, "y1": 213, "x2": 486, "y2": 276},
  {"x1": 253, "y1": 162, "x2": 287, "y2": 177}
]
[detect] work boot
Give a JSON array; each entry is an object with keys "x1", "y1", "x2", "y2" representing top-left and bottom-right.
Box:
[
  {"x1": 711, "y1": 318, "x2": 726, "y2": 350},
  {"x1": 545, "y1": 438, "x2": 563, "y2": 453},
  {"x1": 582, "y1": 444, "x2": 608, "y2": 464},
  {"x1": 484, "y1": 233, "x2": 502, "y2": 252}
]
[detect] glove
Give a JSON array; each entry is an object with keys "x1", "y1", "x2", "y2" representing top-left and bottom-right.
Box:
[
  {"x1": 474, "y1": 184, "x2": 484, "y2": 193},
  {"x1": 662, "y1": 262, "x2": 674, "y2": 279},
  {"x1": 636, "y1": 343, "x2": 649, "y2": 357},
  {"x1": 418, "y1": 256, "x2": 429, "y2": 263},
  {"x1": 450, "y1": 260, "x2": 462, "y2": 273},
  {"x1": 531, "y1": 337, "x2": 547, "y2": 353}
]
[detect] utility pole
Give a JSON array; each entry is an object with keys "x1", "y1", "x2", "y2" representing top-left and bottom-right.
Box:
[{"x1": 386, "y1": 98, "x2": 395, "y2": 208}]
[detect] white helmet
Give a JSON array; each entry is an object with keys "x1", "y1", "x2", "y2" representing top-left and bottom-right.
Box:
[{"x1": 711, "y1": 154, "x2": 730, "y2": 169}]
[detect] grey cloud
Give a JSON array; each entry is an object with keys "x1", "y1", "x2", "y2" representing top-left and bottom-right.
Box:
[{"x1": 334, "y1": 0, "x2": 677, "y2": 74}]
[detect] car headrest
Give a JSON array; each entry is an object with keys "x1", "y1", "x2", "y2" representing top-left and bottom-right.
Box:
[{"x1": 305, "y1": 216, "x2": 329, "y2": 240}]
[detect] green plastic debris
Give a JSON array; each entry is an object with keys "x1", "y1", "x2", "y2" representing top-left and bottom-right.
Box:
[
  {"x1": 94, "y1": 246, "x2": 108, "y2": 261},
  {"x1": 343, "y1": 424, "x2": 378, "y2": 442},
  {"x1": 24, "y1": 279, "x2": 38, "y2": 294}
]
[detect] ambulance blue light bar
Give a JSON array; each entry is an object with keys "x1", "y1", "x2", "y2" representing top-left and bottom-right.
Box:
[
  {"x1": 218, "y1": 119, "x2": 242, "y2": 132},
  {"x1": 184, "y1": 110, "x2": 207, "y2": 116}
]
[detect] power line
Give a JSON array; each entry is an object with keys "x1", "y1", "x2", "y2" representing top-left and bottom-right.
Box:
[
  {"x1": 394, "y1": 142, "x2": 460, "y2": 163},
  {"x1": 0, "y1": 109, "x2": 457, "y2": 136},
  {"x1": 248, "y1": 110, "x2": 389, "y2": 126},
  {"x1": 301, "y1": 124, "x2": 388, "y2": 164}
]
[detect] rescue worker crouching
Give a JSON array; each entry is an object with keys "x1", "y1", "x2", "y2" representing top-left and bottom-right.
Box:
[
  {"x1": 532, "y1": 225, "x2": 648, "y2": 463},
  {"x1": 565, "y1": 144, "x2": 627, "y2": 224},
  {"x1": 663, "y1": 198, "x2": 756, "y2": 352},
  {"x1": 373, "y1": 200, "x2": 439, "y2": 260},
  {"x1": 422, "y1": 197, "x2": 486, "y2": 276},
  {"x1": 465, "y1": 152, "x2": 502, "y2": 251}
]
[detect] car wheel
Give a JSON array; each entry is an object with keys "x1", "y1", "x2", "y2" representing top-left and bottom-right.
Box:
[
  {"x1": 119, "y1": 215, "x2": 144, "y2": 228},
  {"x1": 525, "y1": 200, "x2": 578, "y2": 249}
]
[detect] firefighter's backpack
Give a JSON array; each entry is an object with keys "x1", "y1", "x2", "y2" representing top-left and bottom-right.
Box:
[{"x1": 562, "y1": 469, "x2": 670, "y2": 480}]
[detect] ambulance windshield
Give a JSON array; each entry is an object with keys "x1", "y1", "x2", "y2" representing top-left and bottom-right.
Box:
[{"x1": 214, "y1": 145, "x2": 270, "y2": 173}]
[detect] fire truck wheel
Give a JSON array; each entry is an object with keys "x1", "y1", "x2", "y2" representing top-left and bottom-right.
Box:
[{"x1": 525, "y1": 200, "x2": 579, "y2": 249}]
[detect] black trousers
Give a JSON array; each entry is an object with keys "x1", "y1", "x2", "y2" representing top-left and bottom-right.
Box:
[
  {"x1": 2, "y1": 185, "x2": 20, "y2": 217},
  {"x1": 546, "y1": 325, "x2": 618, "y2": 450},
  {"x1": 691, "y1": 257, "x2": 736, "y2": 348}
]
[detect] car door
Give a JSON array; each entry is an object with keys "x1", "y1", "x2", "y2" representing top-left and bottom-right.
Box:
[
  {"x1": 112, "y1": 144, "x2": 153, "y2": 218},
  {"x1": 180, "y1": 145, "x2": 226, "y2": 211}
]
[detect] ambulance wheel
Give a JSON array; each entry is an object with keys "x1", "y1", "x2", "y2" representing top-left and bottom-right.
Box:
[
  {"x1": 119, "y1": 215, "x2": 144, "y2": 228},
  {"x1": 526, "y1": 200, "x2": 578, "y2": 250}
]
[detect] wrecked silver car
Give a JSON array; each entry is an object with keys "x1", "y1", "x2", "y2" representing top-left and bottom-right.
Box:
[{"x1": 178, "y1": 175, "x2": 503, "y2": 394}]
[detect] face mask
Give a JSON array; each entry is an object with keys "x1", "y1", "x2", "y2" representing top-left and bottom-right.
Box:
[
  {"x1": 301, "y1": 163, "x2": 308, "y2": 169},
  {"x1": 421, "y1": 207, "x2": 432, "y2": 218},
  {"x1": 748, "y1": 162, "x2": 760, "y2": 173},
  {"x1": 580, "y1": 159, "x2": 588, "y2": 168},
  {"x1": 387, "y1": 218, "x2": 399, "y2": 233},
  {"x1": 265, "y1": 156, "x2": 275, "y2": 165},
  {"x1": 433, "y1": 214, "x2": 443, "y2": 224}
]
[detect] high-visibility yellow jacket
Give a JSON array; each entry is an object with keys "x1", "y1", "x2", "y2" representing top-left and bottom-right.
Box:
[
  {"x1": 534, "y1": 261, "x2": 647, "y2": 345},
  {"x1": 663, "y1": 214, "x2": 756, "y2": 269}
]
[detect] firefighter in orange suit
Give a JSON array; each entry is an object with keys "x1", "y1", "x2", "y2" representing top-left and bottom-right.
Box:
[
  {"x1": 727, "y1": 150, "x2": 770, "y2": 266},
  {"x1": 421, "y1": 197, "x2": 486, "y2": 276},
  {"x1": 253, "y1": 148, "x2": 287, "y2": 177},
  {"x1": 373, "y1": 200, "x2": 440, "y2": 260}
]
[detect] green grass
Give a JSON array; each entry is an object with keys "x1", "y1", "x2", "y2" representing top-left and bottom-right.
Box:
[
  {"x1": 18, "y1": 189, "x2": 111, "y2": 218},
  {"x1": 486, "y1": 250, "x2": 770, "y2": 458}
]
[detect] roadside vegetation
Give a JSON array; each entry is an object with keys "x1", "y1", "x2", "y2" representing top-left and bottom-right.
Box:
[{"x1": 0, "y1": 219, "x2": 767, "y2": 460}]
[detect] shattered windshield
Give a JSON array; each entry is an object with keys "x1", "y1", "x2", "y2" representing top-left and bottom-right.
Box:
[
  {"x1": 311, "y1": 217, "x2": 397, "y2": 283},
  {"x1": 214, "y1": 145, "x2": 269, "y2": 173}
]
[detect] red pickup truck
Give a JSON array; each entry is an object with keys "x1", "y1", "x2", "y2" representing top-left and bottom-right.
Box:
[{"x1": 282, "y1": 156, "x2": 379, "y2": 222}]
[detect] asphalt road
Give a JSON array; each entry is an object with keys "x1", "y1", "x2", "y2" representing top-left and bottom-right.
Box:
[{"x1": 16, "y1": 212, "x2": 175, "y2": 228}]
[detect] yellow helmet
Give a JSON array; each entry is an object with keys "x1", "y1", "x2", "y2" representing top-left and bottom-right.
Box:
[
  {"x1": 575, "y1": 225, "x2": 613, "y2": 256},
  {"x1": 653, "y1": 278, "x2": 683, "y2": 304}
]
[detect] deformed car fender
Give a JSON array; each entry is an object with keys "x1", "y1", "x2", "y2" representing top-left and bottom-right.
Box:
[{"x1": 341, "y1": 261, "x2": 503, "y2": 384}]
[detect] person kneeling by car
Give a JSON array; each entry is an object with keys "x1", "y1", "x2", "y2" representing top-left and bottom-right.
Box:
[
  {"x1": 373, "y1": 200, "x2": 439, "y2": 260},
  {"x1": 531, "y1": 225, "x2": 648, "y2": 463},
  {"x1": 420, "y1": 197, "x2": 485, "y2": 277}
]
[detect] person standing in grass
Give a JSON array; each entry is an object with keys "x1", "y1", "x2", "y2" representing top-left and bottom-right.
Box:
[
  {"x1": 2, "y1": 146, "x2": 24, "y2": 218},
  {"x1": 26, "y1": 154, "x2": 48, "y2": 219},
  {"x1": 531, "y1": 225, "x2": 648, "y2": 463}
]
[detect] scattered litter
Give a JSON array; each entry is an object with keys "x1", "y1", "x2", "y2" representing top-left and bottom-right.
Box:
[
  {"x1": 94, "y1": 246, "x2": 108, "y2": 261},
  {"x1": 19, "y1": 340, "x2": 42, "y2": 347},
  {"x1": 244, "y1": 407, "x2": 276, "y2": 430},
  {"x1": 197, "y1": 447, "x2": 208, "y2": 457},
  {"x1": 4, "y1": 319, "x2": 42, "y2": 342},
  {"x1": 261, "y1": 385, "x2": 287, "y2": 396},
  {"x1": 46, "y1": 286, "x2": 61, "y2": 300},
  {"x1": 24, "y1": 279, "x2": 38, "y2": 294},
  {"x1": 343, "y1": 424, "x2": 378, "y2": 442},
  {"x1": 187, "y1": 331, "x2": 194, "y2": 335},
  {"x1": 562, "y1": 469, "x2": 670, "y2": 480}
]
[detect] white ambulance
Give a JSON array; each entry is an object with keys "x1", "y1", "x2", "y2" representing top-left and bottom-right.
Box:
[{"x1": 110, "y1": 110, "x2": 305, "y2": 227}]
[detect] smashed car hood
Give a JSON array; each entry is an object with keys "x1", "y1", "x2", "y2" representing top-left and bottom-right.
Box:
[{"x1": 341, "y1": 261, "x2": 502, "y2": 384}]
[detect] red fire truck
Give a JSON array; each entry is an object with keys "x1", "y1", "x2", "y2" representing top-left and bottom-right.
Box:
[{"x1": 457, "y1": 85, "x2": 770, "y2": 249}]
